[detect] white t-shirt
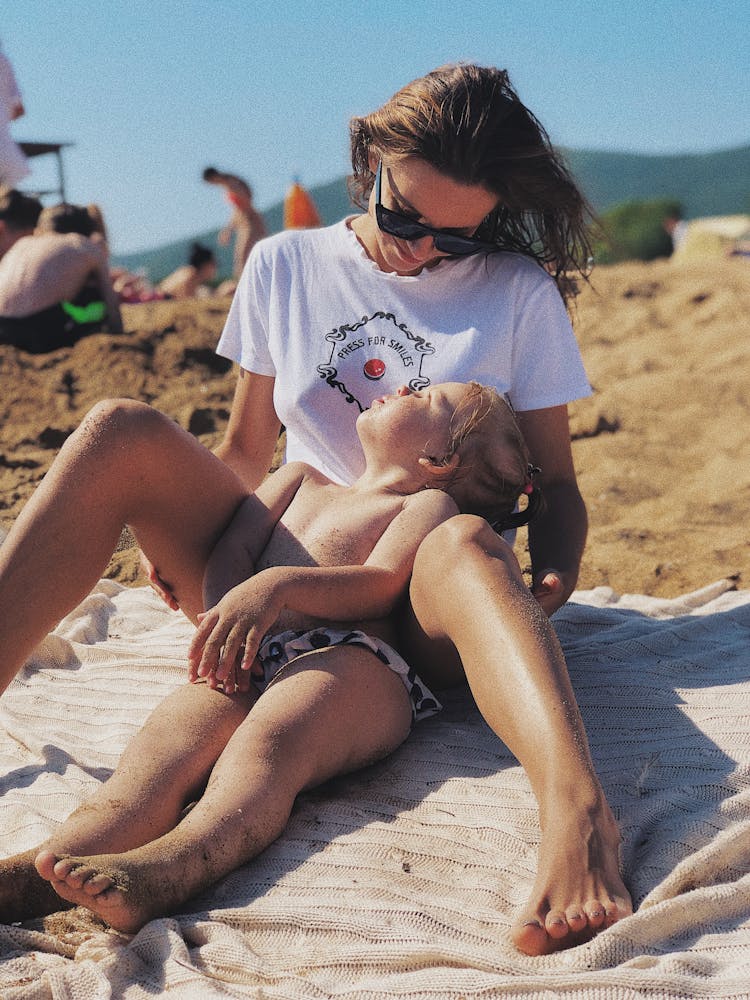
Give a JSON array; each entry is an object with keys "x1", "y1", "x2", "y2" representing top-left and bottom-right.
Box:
[{"x1": 217, "y1": 219, "x2": 591, "y2": 485}]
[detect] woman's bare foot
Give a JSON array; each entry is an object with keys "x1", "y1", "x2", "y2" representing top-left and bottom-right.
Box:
[
  {"x1": 0, "y1": 850, "x2": 73, "y2": 923},
  {"x1": 34, "y1": 849, "x2": 161, "y2": 934},
  {"x1": 510, "y1": 796, "x2": 632, "y2": 955}
]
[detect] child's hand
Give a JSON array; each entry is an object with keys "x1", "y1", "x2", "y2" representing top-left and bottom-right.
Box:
[{"x1": 188, "y1": 578, "x2": 281, "y2": 693}]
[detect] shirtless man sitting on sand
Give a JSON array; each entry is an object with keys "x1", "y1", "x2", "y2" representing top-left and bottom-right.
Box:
[{"x1": 0, "y1": 202, "x2": 123, "y2": 351}]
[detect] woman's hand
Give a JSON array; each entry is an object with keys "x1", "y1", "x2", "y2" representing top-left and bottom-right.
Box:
[
  {"x1": 531, "y1": 568, "x2": 567, "y2": 618},
  {"x1": 139, "y1": 551, "x2": 180, "y2": 611}
]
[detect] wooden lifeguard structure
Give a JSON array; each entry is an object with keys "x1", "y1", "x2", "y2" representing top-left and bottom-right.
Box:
[{"x1": 19, "y1": 141, "x2": 73, "y2": 202}]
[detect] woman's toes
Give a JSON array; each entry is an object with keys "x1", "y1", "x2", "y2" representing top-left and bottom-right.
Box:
[
  {"x1": 545, "y1": 909, "x2": 569, "y2": 939},
  {"x1": 511, "y1": 919, "x2": 551, "y2": 956},
  {"x1": 603, "y1": 901, "x2": 621, "y2": 927},
  {"x1": 565, "y1": 906, "x2": 587, "y2": 933},
  {"x1": 584, "y1": 900, "x2": 606, "y2": 929}
]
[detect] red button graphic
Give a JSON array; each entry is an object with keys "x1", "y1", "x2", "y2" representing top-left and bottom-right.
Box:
[{"x1": 364, "y1": 358, "x2": 386, "y2": 380}]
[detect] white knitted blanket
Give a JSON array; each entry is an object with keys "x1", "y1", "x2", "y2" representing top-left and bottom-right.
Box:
[{"x1": 0, "y1": 578, "x2": 748, "y2": 999}]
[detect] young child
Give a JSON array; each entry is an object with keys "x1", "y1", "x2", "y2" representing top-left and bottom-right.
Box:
[
  {"x1": 2, "y1": 381, "x2": 539, "y2": 933},
  {"x1": 189, "y1": 380, "x2": 539, "y2": 698}
]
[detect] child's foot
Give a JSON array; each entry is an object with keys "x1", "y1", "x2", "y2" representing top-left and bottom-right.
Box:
[
  {"x1": 34, "y1": 849, "x2": 158, "y2": 934},
  {"x1": 510, "y1": 798, "x2": 632, "y2": 955}
]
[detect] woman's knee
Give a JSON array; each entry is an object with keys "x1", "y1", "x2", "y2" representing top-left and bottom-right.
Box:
[
  {"x1": 81, "y1": 398, "x2": 169, "y2": 446},
  {"x1": 70, "y1": 399, "x2": 183, "y2": 477},
  {"x1": 413, "y1": 514, "x2": 522, "y2": 581}
]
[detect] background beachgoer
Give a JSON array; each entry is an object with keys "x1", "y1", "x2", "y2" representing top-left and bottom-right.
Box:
[
  {"x1": 159, "y1": 241, "x2": 217, "y2": 299},
  {"x1": 662, "y1": 208, "x2": 688, "y2": 254},
  {"x1": 0, "y1": 42, "x2": 29, "y2": 190},
  {"x1": 202, "y1": 167, "x2": 267, "y2": 280},
  {"x1": 0, "y1": 202, "x2": 123, "y2": 351},
  {"x1": 0, "y1": 187, "x2": 41, "y2": 259}
]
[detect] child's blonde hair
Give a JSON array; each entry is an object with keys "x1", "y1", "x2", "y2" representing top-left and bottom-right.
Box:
[{"x1": 431, "y1": 382, "x2": 540, "y2": 531}]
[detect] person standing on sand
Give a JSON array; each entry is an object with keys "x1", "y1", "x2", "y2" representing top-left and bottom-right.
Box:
[
  {"x1": 202, "y1": 166, "x2": 268, "y2": 280},
  {"x1": 0, "y1": 64, "x2": 632, "y2": 956}
]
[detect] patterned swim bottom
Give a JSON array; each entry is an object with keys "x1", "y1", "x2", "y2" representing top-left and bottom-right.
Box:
[{"x1": 255, "y1": 627, "x2": 442, "y2": 723}]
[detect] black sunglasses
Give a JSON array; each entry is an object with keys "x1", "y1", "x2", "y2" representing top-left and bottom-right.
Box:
[{"x1": 374, "y1": 161, "x2": 498, "y2": 257}]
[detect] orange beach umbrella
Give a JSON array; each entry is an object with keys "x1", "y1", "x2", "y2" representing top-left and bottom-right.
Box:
[{"x1": 283, "y1": 178, "x2": 322, "y2": 229}]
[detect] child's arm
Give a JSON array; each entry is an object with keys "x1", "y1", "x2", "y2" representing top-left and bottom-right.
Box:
[
  {"x1": 202, "y1": 462, "x2": 310, "y2": 609},
  {"x1": 189, "y1": 489, "x2": 458, "y2": 690}
]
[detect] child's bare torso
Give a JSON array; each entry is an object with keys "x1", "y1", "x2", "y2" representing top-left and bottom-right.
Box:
[{"x1": 254, "y1": 470, "x2": 410, "y2": 636}]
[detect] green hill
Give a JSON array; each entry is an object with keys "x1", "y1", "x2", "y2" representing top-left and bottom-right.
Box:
[
  {"x1": 563, "y1": 145, "x2": 749, "y2": 220},
  {"x1": 113, "y1": 145, "x2": 749, "y2": 281}
]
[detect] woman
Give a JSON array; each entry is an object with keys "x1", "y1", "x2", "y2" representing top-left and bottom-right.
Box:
[
  {"x1": 0, "y1": 64, "x2": 630, "y2": 955},
  {"x1": 0, "y1": 202, "x2": 123, "y2": 352}
]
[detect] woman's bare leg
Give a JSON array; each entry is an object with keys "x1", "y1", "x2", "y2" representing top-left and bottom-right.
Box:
[
  {"x1": 0, "y1": 683, "x2": 254, "y2": 923},
  {"x1": 0, "y1": 398, "x2": 248, "y2": 695},
  {"x1": 35, "y1": 645, "x2": 412, "y2": 933},
  {"x1": 400, "y1": 515, "x2": 632, "y2": 956}
]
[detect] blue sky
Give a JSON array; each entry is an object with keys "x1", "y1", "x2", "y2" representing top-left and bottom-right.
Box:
[{"x1": 3, "y1": 0, "x2": 747, "y2": 255}]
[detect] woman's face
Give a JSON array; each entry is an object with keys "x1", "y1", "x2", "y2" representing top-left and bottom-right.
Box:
[{"x1": 357, "y1": 156, "x2": 498, "y2": 276}]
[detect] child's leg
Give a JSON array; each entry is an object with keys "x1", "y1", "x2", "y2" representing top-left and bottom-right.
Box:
[
  {"x1": 0, "y1": 398, "x2": 248, "y2": 696},
  {"x1": 1, "y1": 682, "x2": 255, "y2": 923},
  {"x1": 36, "y1": 644, "x2": 412, "y2": 933}
]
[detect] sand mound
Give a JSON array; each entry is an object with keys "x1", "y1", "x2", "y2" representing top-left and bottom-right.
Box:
[{"x1": 1, "y1": 258, "x2": 747, "y2": 596}]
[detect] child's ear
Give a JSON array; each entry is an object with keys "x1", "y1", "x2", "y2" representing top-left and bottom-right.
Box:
[{"x1": 418, "y1": 452, "x2": 460, "y2": 477}]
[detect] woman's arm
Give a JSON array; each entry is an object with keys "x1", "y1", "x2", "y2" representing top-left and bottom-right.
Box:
[
  {"x1": 516, "y1": 404, "x2": 587, "y2": 616},
  {"x1": 213, "y1": 368, "x2": 281, "y2": 491}
]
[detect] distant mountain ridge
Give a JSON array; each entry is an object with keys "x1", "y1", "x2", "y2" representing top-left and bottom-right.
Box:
[{"x1": 114, "y1": 145, "x2": 749, "y2": 281}]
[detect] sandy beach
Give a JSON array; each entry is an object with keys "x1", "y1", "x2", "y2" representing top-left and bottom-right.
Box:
[{"x1": 1, "y1": 255, "x2": 747, "y2": 597}]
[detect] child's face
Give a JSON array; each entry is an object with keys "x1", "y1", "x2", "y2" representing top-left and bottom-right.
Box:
[{"x1": 358, "y1": 382, "x2": 469, "y2": 465}]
